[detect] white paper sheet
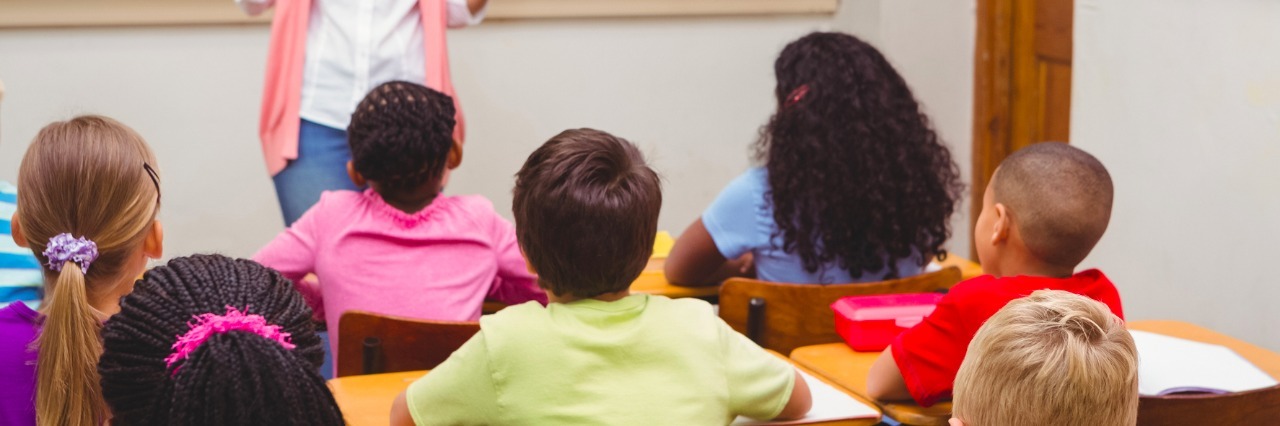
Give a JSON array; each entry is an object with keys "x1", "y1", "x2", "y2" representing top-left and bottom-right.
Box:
[
  {"x1": 1131, "y1": 330, "x2": 1278, "y2": 396},
  {"x1": 731, "y1": 370, "x2": 879, "y2": 425}
]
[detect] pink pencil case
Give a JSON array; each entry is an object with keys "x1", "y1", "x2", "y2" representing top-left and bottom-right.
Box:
[{"x1": 831, "y1": 293, "x2": 943, "y2": 352}]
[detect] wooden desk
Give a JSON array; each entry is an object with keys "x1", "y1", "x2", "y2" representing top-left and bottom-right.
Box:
[
  {"x1": 328, "y1": 355, "x2": 881, "y2": 426},
  {"x1": 630, "y1": 258, "x2": 720, "y2": 299},
  {"x1": 933, "y1": 255, "x2": 982, "y2": 281},
  {"x1": 789, "y1": 344, "x2": 950, "y2": 426},
  {"x1": 763, "y1": 350, "x2": 882, "y2": 426},
  {"x1": 635, "y1": 255, "x2": 983, "y2": 301},
  {"x1": 1128, "y1": 320, "x2": 1280, "y2": 380},
  {"x1": 789, "y1": 320, "x2": 1280, "y2": 426},
  {"x1": 329, "y1": 370, "x2": 426, "y2": 426}
]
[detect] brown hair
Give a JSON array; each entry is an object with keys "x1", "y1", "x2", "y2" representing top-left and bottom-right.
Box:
[
  {"x1": 512, "y1": 128, "x2": 661, "y2": 298},
  {"x1": 16, "y1": 115, "x2": 160, "y2": 426},
  {"x1": 992, "y1": 142, "x2": 1113, "y2": 268},
  {"x1": 952, "y1": 290, "x2": 1138, "y2": 426}
]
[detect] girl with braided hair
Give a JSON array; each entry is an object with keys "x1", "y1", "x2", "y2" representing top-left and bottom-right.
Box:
[
  {"x1": 1, "y1": 115, "x2": 164, "y2": 426},
  {"x1": 667, "y1": 32, "x2": 964, "y2": 285},
  {"x1": 254, "y1": 81, "x2": 546, "y2": 375},
  {"x1": 97, "y1": 254, "x2": 343, "y2": 426}
]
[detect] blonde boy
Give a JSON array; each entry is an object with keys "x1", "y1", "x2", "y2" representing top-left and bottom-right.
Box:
[
  {"x1": 950, "y1": 289, "x2": 1138, "y2": 426},
  {"x1": 867, "y1": 142, "x2": 1124, "y2": 405}
]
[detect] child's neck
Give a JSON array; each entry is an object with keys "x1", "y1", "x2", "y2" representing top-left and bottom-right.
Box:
[
  {"x1": 374, "y1": 182, "x2": 440, "y2": 214},
  {"x1": 989, "y1": 254, "x2": 1075, "y2": 279},
  {"x1": 549, "y1": 289, "x2": 632, "y2": 304}
]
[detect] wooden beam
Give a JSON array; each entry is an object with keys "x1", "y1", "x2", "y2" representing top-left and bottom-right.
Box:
[{"x1": 0, "y1": 0, "x2": 838, "y2": 29}]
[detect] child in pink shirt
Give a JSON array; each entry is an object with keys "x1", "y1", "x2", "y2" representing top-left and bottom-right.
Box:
[{"x1": 254, "y1": 81, "x2": 547, "y2": 361}]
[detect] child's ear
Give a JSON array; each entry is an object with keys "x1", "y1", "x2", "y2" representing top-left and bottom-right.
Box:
[
  {"x1": 446, "y1": 139, "x2": 463, "y2": 170},
  {"x1": 990, "y1": 203, "x2": 1011, "y2": 245},
  {"x1": 347, "y1": 161, "x2": 367, "y2": 187},
  {"x1": 143, "y1": 221, "x2": 164, "y2": 259},
  {"x1": 10, "y1": 212, "x2": 27, "y2": 248},
  {"x1": 948, "y1": 418, "x2": 965, "y2": 426}
]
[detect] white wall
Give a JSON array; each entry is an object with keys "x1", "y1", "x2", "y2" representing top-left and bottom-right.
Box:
[
  {"x1": 1074, "y1": 0, "x2": 1280, "y2": 351},
  {"x1": 0, "y1": 2, "x2": 976, "y2": 267}
]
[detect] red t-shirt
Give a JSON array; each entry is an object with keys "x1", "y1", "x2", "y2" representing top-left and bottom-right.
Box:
[{"x1": 889, "y1": 269, "x2": 1123, "y2": 407}]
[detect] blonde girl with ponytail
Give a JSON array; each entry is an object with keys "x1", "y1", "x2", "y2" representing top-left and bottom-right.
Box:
[{"x1": 0, "y1": 115, "x2": 163, "y2": 426}]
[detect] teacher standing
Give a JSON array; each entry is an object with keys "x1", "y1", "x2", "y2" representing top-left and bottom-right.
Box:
[{"x1": 237, "y1": 0, "x2": 485, "y2": 225}]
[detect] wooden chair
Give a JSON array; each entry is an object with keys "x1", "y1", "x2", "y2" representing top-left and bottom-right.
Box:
[
  {"x1": 336, "y1": 311, "x2": 480, "y2": 377},
  {"x1": 719, "y1": 266, "x2": 962, "y2": 355},
  {"x1": 1137, "y1": 385, "x2": 1280, "y2": 425}
]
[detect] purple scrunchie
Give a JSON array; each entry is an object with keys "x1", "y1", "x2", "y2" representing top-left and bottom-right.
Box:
[{"x1": 43, "y1": 233, "x2": 99, "y2": 273}]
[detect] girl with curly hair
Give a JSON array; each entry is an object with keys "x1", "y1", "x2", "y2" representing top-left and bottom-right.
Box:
[{"x1": 666, "y1": 32, "x2": 963, "y2": 285}]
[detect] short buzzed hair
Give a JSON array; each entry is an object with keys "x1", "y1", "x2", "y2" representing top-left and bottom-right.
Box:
[
  {"x1": 512, "y1": 129, "x2": 662, "y2": 298},
  {"x1": 952, "y1": 290, "x2": 1138, "y2": 426},
  {"x1": 992, "y1": 142, "x2": 1113, "y2": 268}
]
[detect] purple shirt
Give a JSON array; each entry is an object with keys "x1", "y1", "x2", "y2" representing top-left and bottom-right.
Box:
[{"x1": 0, "y1": 301, "x2": 38, "y2": 425}]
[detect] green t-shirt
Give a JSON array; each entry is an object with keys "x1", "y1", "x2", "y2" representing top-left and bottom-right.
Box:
[{"x1": 406, "y1": 294, "x2": 795, "y2": 425}]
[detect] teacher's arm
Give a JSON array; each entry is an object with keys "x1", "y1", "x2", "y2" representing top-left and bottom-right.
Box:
[{"x1": 234, "y1": 0, "x2": 274, "y2": 16}]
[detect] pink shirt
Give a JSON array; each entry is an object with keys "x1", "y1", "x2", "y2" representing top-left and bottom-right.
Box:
[{"x1": 253, "y1": 189, "x2": 546, "y2": 355}]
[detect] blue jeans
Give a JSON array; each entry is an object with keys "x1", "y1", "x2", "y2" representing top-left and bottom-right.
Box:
[{"x1": 272, "y1": 119, "x2": 360, "y2": 226}]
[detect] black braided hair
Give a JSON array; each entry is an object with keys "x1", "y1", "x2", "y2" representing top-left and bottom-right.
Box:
[
  {"x1": 756, "y1": 32, "x2": 964, "y2": 279},
  {"x1": 348, "y1": 80, "x2": 457, "y2": 197},
  {"x1": 98, "y1": 254, "x2": 344, "y2": 426}
]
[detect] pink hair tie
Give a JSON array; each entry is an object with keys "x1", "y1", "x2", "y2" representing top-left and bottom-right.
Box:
[{"x1": 164, "y1": 306, "x2": 296, "y2": 375}]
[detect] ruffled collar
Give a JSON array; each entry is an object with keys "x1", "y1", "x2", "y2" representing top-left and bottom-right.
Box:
[{"x1": 361, "y1": 188, "x2": 444, "y2": 228}]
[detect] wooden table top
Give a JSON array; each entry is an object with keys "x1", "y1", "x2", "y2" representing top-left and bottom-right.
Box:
[
  {"x1": 329, "y1": 370, "x2": 427, "y2": 426},
  {"x1": 629, "y1": 257, "x2": 721, "y2": 299},
  {"x1": 933, "y1": 255, "x2": 983, "y2": 281},
  {"x1": 327, "y1": 353, "x2": 882, "y2": 426},
  {"x1": 789, "y1": 319, "x2": 1280, "y2": 426},
  {"x1": 631, "y1": 255, "x2": 984, "y2": 301}
]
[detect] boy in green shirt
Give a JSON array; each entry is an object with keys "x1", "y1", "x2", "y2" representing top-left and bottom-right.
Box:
[{"x1": 392, "y1": 128, "x2": 811, "y2": 425}]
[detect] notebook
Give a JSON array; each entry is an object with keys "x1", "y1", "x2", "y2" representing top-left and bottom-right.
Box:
[
  {"x1": 731, "y1": 370, "x2": 879, "y2": 425},
  {"x1": 1131, "y1": 330, "x2": 1279, "y2": 396}
]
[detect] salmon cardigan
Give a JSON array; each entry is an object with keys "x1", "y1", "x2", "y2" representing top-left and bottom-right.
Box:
[{"x1": 257, "y1": 0, "x2": 465, "y2": 176}]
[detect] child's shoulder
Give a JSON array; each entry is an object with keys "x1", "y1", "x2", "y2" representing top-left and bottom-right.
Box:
[
  {"x1": 437, "y1": 194, "x2": 499, "y2": 214},
  {"x1": 946, "y1": 269, "x2": 1118, "y2": 306}
]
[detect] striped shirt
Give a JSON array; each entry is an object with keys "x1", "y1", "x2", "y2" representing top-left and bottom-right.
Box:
[{"x1": 0, "y1": 182, "x2": 42, "y2": 306}]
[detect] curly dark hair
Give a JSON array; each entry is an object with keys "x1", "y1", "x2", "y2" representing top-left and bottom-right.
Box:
[
  {"x1": 98, "y1": 254, "x2": 344, "y2": 426},
  {"x1": 756, "y1": 32, "x2": 964, "y2": 279},
  {"x1": 348, "y1": 80, "x2": 457, "y2": 197}
]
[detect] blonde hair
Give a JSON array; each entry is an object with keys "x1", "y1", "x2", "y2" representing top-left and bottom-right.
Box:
[
  {"x1": 16, "y1": 115, "x2": 160, "y2": 426},
  {"x1": 952, "y1": 290, "x2": 1137, "y2": 426}
]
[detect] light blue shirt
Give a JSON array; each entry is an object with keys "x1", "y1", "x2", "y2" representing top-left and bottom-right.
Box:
[
  {"x1": 0, "y1": 182, "x2": 42, "y2": 306},
  {"x1": 701, "y1": 168, "x2": 922, "y2": 284}
]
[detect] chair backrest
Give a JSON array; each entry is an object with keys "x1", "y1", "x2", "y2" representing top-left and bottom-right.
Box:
[
  {"x1": 1137, "y1": 385, "x2": 1280, "y2": 425},
  {"x1": 336, "y1": 310, "x2": 480, "y2": 377},
  {"x1": 719, "y1": 266, "x2": 962, "y2": 355}
]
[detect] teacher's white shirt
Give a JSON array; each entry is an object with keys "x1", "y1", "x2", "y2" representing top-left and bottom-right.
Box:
[{"x1": 236, "y1": 0, "x2": 484, "y2": 130}]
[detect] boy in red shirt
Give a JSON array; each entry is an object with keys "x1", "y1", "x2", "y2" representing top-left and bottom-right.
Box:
[{"x1": 865, "y1": 142, "x2": 1123, "y2": 407}]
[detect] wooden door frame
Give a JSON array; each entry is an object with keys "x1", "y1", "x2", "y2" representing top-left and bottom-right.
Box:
[
  {"x1": 970, "y1": 0, "x2": 1072, "y2": 259},
  {"x1": 971, "y1": 0, "x2": 1015, "y2": 259}
]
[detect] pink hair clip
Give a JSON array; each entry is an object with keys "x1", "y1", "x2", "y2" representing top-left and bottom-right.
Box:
[
  {"x1": 785, "y1": 84, "x2": 811, "y2": 107},
  {"x1": 164, "y1": 306, "x2": 296, "y2": 375}
]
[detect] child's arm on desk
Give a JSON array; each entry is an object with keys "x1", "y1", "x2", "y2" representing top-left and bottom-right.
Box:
[
  {"x1": 775, "y1": 370, "x2": 814, "y2": 420},
  {"x1": 665, "y1": 219, "x2": 752, "y2": 286},
  {"x1": 866, "y1": 348, "x2": 914, "y2": 401}
]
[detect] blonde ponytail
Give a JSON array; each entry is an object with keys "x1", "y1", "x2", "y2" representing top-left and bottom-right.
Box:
[
  {"x1": 16, "y1": 115, "x2": 161, "y2": 426},
  {"x1": 37, "y1": 262, "x2": 105, "y2": 426}
]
